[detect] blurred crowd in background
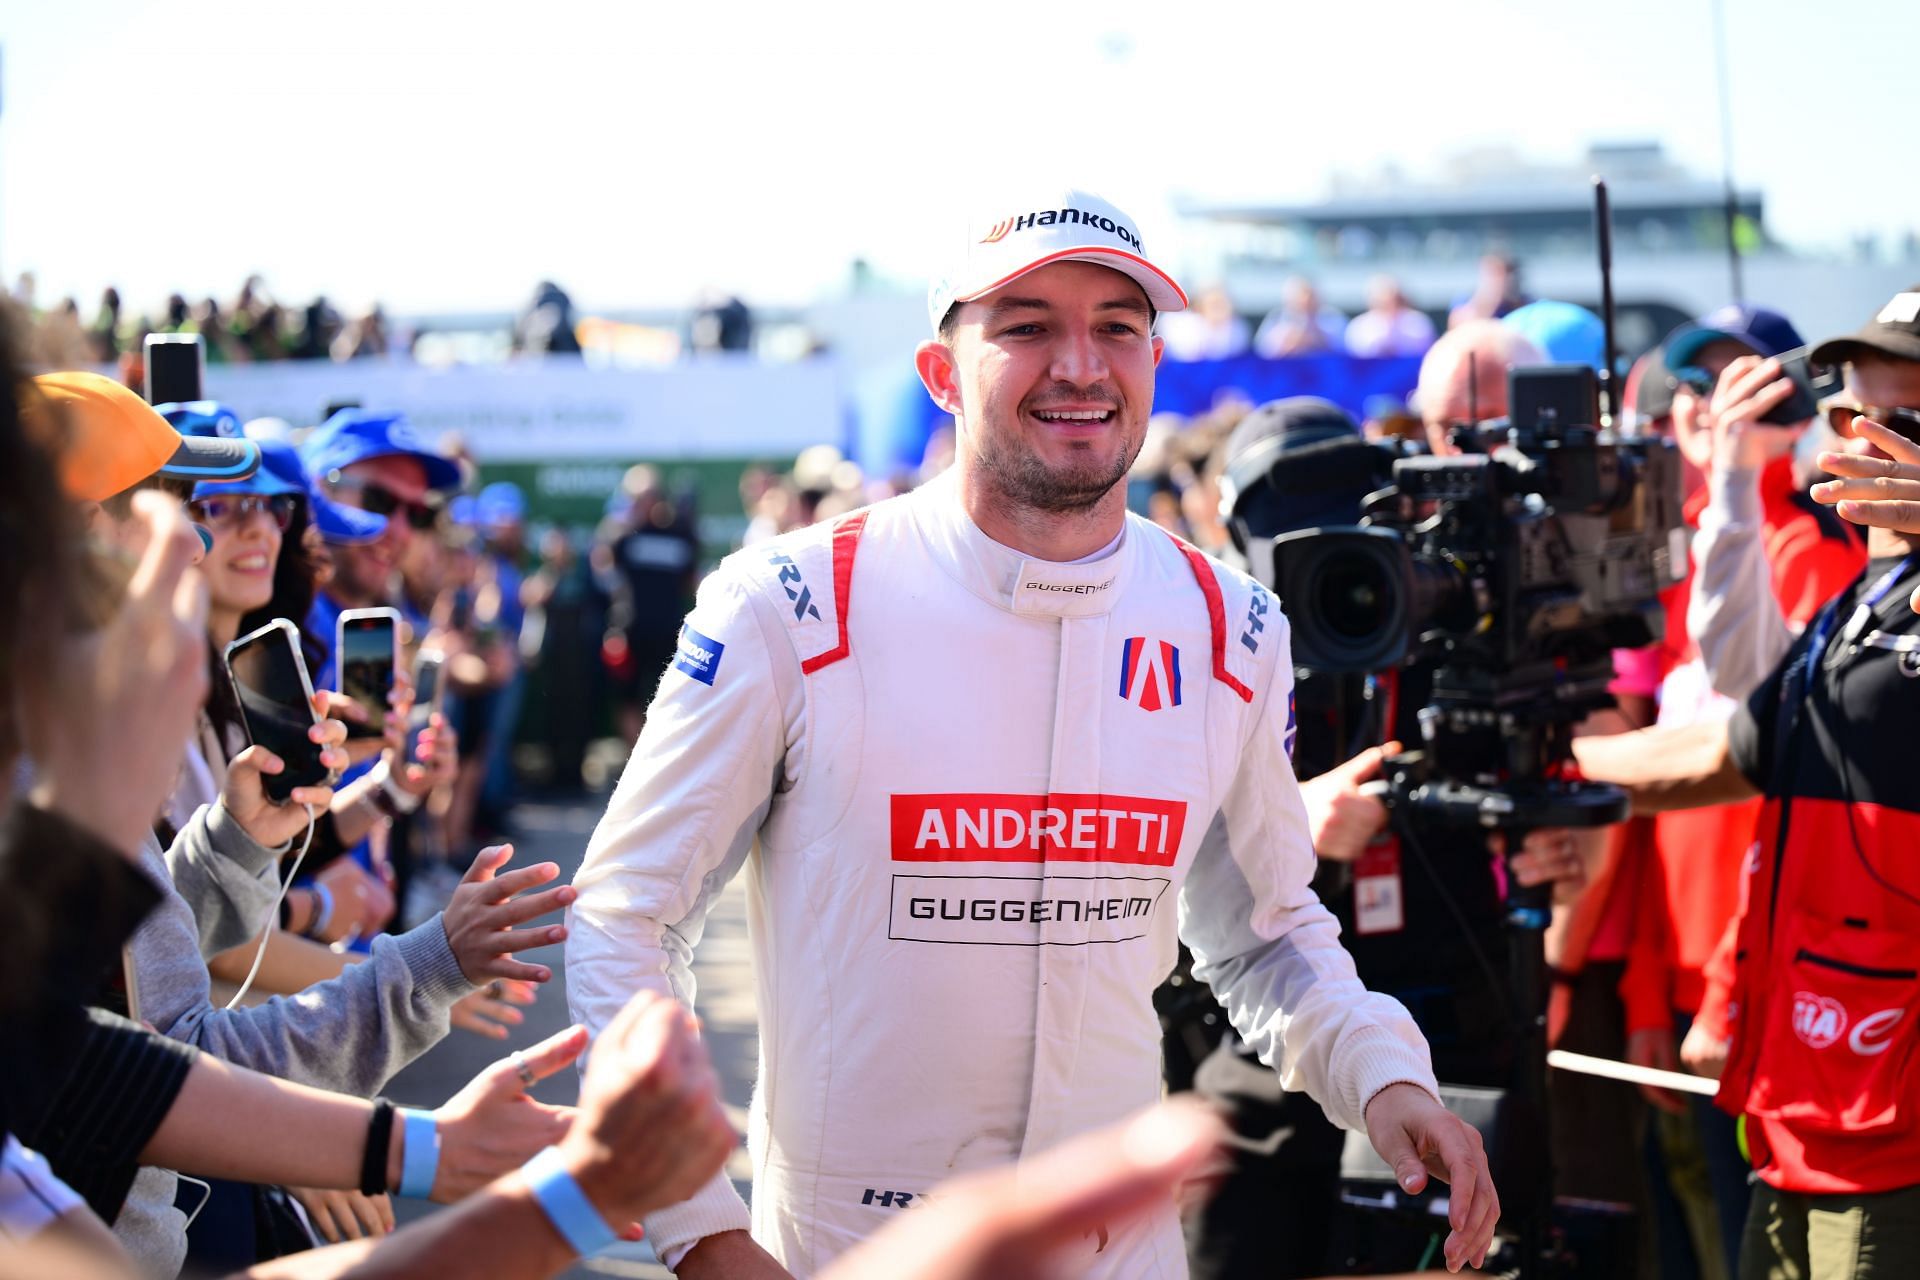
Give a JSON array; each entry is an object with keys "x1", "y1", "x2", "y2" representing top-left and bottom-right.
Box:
[
  {"x1": 10, "y1": 255, "x2": 1539, "y2": 374},
  {"x1": 7, "y1": 273, "x2": 762, "y2": 375}
]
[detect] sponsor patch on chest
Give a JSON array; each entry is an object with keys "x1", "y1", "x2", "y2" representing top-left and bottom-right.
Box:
[
  {"x1": 888, "y1": 874, "x2": 1171, "y2": 946},
  {"x1": 890, "y1": 793, "x2": 1187, "y2": 867}
]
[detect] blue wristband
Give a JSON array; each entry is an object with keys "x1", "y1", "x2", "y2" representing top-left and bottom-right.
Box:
[
  {"x1": 397, "y1": 1108, "x2": 440, "y2": 1199},
  {"x1": 523, "y1": 1146, "x2": 619, "y2": 1258}
]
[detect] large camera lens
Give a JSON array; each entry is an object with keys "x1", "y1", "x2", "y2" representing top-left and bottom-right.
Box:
[
  {"x1": 1267, "y1": 526, "x2": 1417, "y2": 673},
  {"x1": 1314, "y1": 555, "x2": 1393, "y2": 642}
]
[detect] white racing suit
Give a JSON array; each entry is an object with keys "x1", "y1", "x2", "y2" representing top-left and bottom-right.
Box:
[{"x1": 567, "y1": 473, "x2": 1440, "y2": 1277}]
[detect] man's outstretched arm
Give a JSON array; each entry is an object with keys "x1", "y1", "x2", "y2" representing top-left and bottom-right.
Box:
[
  {"x1": 566, "y1": 566, "x2": 801, "y2": 1272},
  {"x1": 1571, "y1": 720, "x2": 1757, "y2": 816}
]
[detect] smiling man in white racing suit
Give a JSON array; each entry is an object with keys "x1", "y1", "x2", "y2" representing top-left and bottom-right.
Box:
[{"x1": 566, "y1": 189, "x2": 1499, "y2": 1280}]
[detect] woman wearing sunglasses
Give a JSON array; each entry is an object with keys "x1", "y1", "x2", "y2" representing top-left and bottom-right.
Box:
[{"x1": 158, "y1": 433, "x2": 543, "y2": 1259}]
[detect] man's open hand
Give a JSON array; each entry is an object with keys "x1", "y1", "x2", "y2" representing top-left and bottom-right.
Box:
[
  {"x1": 1363, "y1": 1082, "x2": 1498, "y2": 1272},
  {"x1": 442, "y1": 844, "x2": 574, "y2": 985}
]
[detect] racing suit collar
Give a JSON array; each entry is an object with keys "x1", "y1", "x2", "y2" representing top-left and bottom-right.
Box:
[{"x1": 909, "y1": 471, "x2": 1130, "y2": 618}]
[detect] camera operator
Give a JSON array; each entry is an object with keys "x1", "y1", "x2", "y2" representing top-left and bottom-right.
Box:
[
  {"x1": 1414, "y1": 321, "x2": 1545, "y2": 456},
  {"x1": 1179, "y1": 397, "x2": 1584, "y2": 1278},
  {"x1": 1573, "y1": 291, "x2": 1920, "y2": 1280}
]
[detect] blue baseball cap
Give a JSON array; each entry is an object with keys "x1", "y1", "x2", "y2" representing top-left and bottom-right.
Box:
[
  {"x1": 448, "y1": 494, "x2": 479, "y2": 527},
  {"x1": 157, "y1": 400, "x2": 246, "y2": 440},
  {"x1": 476, "y1": 481, "x2": 527, "y2": 528},
  {"x1": 299, "y1": 408, "x2": 462, "y2": 492},
  {"x1": 1501, "y1": 300, "x2": 1606, "y2": 371},
  {"x1": 1664, "y1": 305, "x2": 1805, "y2": 373}
]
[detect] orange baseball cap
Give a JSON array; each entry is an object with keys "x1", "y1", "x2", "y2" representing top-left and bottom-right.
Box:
[{"x1": 27, "y1": 371, "x2": 258, "y2": 502}]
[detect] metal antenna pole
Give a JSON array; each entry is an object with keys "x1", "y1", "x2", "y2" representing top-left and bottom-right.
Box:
[
  {"x1": 1594, "y1": 179, "x2": 1620, "y2": 429},
  {"x1": 1710, "y1": 0, "x2": 1745, "y2": 302}
]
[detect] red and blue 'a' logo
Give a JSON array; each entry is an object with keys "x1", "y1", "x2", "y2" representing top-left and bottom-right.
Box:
[{"x1": 1119, "y1": 638, "x2": 1182, "y2": 712}]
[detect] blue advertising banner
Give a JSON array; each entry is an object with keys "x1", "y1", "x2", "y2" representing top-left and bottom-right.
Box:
[{"x1": 859, "y1": 353, "x2": 1424, "y2": 474}]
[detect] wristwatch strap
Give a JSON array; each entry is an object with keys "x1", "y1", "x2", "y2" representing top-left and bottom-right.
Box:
[{"x1": 360, "y1": 1099, "x2": 395, "y2": 1197}]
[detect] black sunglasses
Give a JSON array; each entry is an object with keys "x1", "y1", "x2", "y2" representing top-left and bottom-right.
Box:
[
  {"x1": 326, "y1": 475, "x2": 442, "y2": 530},
  {"x1": 1825, "y1": 402, "x2": 1920, "y2": 444},
  {"x1": 188, "y1": 492, "x2": 297, "y2": 531}
]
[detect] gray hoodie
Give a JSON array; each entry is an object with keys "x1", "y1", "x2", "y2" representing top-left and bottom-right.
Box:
[{"x1": 111, "y1": 803, "x2": 472, "y2": 1276}]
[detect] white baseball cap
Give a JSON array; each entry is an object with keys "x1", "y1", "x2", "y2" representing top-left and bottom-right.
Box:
[{"x1": 927, "y1": 188, "x2": 1189, "y2": 333}]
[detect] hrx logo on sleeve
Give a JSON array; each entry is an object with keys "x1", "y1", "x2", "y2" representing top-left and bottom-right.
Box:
[{"x1": 674, "y1": 624, "x2": 725, "y2": 686}]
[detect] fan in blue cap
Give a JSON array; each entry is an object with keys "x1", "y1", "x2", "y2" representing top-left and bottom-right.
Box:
[
  {"x1": 1664, "y1": 304, "x2": 1805, "y2": 378},
  {"x1": 299, "y1": 407, "x2": 463, "y2": 493},
  {"x1": 476, "y1": 481, "x2": 527, "y2": 530}
]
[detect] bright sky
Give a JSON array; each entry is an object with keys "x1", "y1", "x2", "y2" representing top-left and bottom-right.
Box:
[{"x1": 2, "y1": 0, "x2": 1913, "y2": 317}]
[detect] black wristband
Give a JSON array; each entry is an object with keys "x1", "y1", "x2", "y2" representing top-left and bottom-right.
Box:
[{"x1": 361, "y1": 1098, "x2": 396, "y2": 1196}]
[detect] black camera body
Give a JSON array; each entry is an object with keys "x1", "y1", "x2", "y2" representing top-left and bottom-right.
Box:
[{"x1": 1265, "y1": 365, "x2": 1686, "y2": 804}]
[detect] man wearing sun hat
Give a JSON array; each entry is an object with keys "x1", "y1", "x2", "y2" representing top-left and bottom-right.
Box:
[{"x1": 568, "y1": 189, "x2": 1491, "y2": 1278}]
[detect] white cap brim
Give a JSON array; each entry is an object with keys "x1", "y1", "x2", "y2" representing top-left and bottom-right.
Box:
[
  {"x1": 952, "y1": 246, "x2": 1189, "y2": 316},
  {"x1": 928, "y1": 189, "x2": 1188, "y2": 332}
]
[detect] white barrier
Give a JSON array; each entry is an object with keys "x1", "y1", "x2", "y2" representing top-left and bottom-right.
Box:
[
  {"x1": 1547, "y1": 1049, "x2": 1720, "y2": 1096},
  {"x1": 201, "y1": 356, "x2": 848, "y2": 461}
]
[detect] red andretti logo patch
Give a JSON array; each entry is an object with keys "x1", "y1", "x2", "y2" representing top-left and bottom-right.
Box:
[{"x1": 891, "y1": 794, "x2": 1187, "y2": 867}]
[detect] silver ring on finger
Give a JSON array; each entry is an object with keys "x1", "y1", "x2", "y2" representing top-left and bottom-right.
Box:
[{"x1": 510, "y1": 1050, "x2": 537, "y2": 1089}]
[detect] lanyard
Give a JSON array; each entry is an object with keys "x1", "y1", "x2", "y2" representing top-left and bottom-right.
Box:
[{"x1": 1801, "y1": 554, "x2": 1917, "y2": 684}]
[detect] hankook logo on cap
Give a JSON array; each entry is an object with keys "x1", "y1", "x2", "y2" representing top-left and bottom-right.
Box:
[{"x1": 978, "y1": 206, "x2": 1143, "y2": 253}]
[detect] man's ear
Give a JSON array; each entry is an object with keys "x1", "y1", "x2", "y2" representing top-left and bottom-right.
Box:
[{"x1": 914, "y1": 339, "x2": 965, "y2": 418}]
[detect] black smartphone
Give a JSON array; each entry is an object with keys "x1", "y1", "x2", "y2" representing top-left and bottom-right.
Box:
[
  {"x1": 145, "y1": 334, "x2": 205, "y2": 405},
  {"x1": 336, "y1": 608, "x2": 400, "y2": 739},
  {"x1": 410, "y1": 647, "x2": 446, "y2": 730},
  {"x1": 226, "y1": 619, "x2": 330, "y2": 803},
  {"x1": 1759, "y1": 347, "x2": 1825, "y2": 426},
  {"x1": 407, "y1": 647, "x2": 446, "y2": 759}
]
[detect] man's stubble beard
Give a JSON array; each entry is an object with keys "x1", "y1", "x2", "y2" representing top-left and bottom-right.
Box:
[{"x1": 970, "y1": 418, "x2": 1139, "y2": 517}]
